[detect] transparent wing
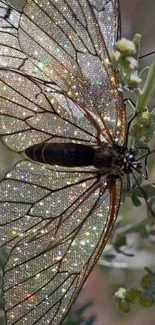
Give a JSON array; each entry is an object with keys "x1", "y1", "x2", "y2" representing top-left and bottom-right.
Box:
[
  {"x1": 0, "y1": 1, "x2": 28, "y2": 69},
  {"x1": 0, "y1": 1, "x2": 52, "y2": 78},
  {"x1": 18, "y1": 0, "x2": 126, "y2": 145},
  {"x1": 0, "y1": 69, "x2": 98, "y2": 152},
  {"x1": 0, "y1": 160, "x2": 121, "y2": 325},
  {"x1": 0, "y1": 2, "x2": 124, "y2": 324},
  {"x1": 89, "y1": 0, "x2": 121, "y2": 51}
]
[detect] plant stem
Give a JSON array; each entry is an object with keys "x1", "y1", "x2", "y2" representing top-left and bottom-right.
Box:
[{"x1": 136, "y1": 61, "x2": 155, "y2": 112}]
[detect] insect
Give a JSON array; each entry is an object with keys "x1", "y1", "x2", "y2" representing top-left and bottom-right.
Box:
[{"x1": 0, "y1": 0, "x2": 154, "y2": 325}]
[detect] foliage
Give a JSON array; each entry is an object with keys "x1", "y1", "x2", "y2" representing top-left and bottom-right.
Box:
[
  {"x1": 101, "y1": 34, "x2": 155, "y2": 312},
  {"x1": 115, "y1": 268, "x2": 155, "y2": 313}
]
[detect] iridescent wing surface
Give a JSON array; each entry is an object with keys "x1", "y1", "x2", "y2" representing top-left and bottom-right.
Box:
[
  {"x1": 0, "y1": 0, "x2": 51, "y2": 78},
  {"x1": 0, "y1": 0, "x2": 126, "y2": 146},
  {"x1": 0, "y1": 69, "x2": 97, "y2": 150},
  {"x1": 18, "y1": 0, "x2": 126, "y2": 145},
  {"x1": 0, "y1": 157, "x2": 121, "y2": 325},
  {"x1": 0, "y1": 1, "x2": 125, "y2": 324},
  {"x1": 0, "y1": 67, "x2": 123, "y2": 325},
  {"x1": 0, "y1": 0, "x2": 24, "y2": 68}
]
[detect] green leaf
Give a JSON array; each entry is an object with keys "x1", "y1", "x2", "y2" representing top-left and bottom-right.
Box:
[
  {"x1": 125, "y1": 288, "x2": 141, "y2": 303},
  {"x1": 147, "y1": 197, "x2": 155, "y2": 219},
  {"x1": 138, "y1": 293, "x2": 155, "y2": 307},
  {"x1": 141, "y1": 274, "x2": 154, "y2": 289},
  {"x1": 139, "y1": 66, "x2": 150, "y2": 79},
  {"x1": 151, "y1": 107, "x2": 155, "y2": 116},
  {"x1": 131, "y1": 194, "x2": 142, "y2": 207},
  {"x1": 141, "y1": 184, "x2": 155, "y2": 198},
  {"x1": 125, "y1": 99, "x2": 135, "y2": 116},
  {"x1": 131, "y1": 184, "x2": 155, "y2": 199},
  {"x1": 114, "y1": 234, "x2": 126, "y2": 249},
  {"x1": 117, "y1": 299, "x2": 131, "y2": 313}
]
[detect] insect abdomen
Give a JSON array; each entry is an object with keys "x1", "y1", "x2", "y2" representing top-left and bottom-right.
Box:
[{"x1": 25, "y1": 143, "x2": 95, "y2": 167}]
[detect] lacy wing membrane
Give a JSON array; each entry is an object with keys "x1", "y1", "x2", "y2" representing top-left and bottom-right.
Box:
[
  {"x1": 0, "y1": 1, "x2": 125, "y2": 324},
  {"x1": 0, "y1": 160, "x2": 121, "y2": 324},
  {"x1": 0, "y1": 69, "x2": 97, "y2": 151},
  {"x1": 0, "y1": 0, "x2": 51, "y2": 78},
  {"x1": 18, "y1": 0, "x2": 126, "y2": 145}
]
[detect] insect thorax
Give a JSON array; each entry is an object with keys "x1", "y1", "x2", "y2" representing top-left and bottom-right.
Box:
[
  {"x1": 93, "y1": 146, "x2": 125, "y2": 175},
  {"x1": 93, "y1": 146, "x2": 141, "y2": 177}
]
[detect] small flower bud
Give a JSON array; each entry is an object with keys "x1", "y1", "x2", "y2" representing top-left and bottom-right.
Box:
[
  {"x1": 117, "y1": 299, "x2": 131, "y2": 313},
  {"x1": 111, "y1": 50, "x2": 121, "y2": 63},
  {"x1": 115, "y1": 287, "x2": 127, "y2": 299},
  {"x1": 126, "y1": 57, "x2": 138, "y2": 70},
  {"x1": 132, "y1": 34, "x2": 142, "y2": 58},
  {"x1": 139, "y1": 293, "x2": 155, "y2": 307},
  {"x1": 128, "y1": 74, "x2": 142, "y2": 88},
  {"x1": 125, "y1": 288, "x2": 141, "y2": 303},
  {"x1": 116, "y1": 38, "x2": 136, "y2": 56},
  {"x1": 141, "y1": 274, "x2": 153, "y2": 289},
  {"x1": 133, "y1": 33, "x2": 142, "y2": 44}
]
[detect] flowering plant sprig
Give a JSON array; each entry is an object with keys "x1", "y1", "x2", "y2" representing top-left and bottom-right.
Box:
[
  {"x1": 98, "y1": 36, "x2": 155, "y2": 313},
  {"x1": 111, "y1": 34, "x2": 155, "y2": 168},
  {"x1": 111, "y1": 34, "x2": 142, "y2": 90},
  {"x1": 115, "y1": 268, "x2": 155, "y2": 313},
  {"x1": 112, "y1": 34, "x2": 155, "y2": 114}
]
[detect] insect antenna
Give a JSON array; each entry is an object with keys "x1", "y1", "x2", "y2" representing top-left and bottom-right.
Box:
[
  {"x1": 132, "y1": 172, "x2": 155, "y2": 219},
  {"x1": 131, "y1": 164, "x2": 148, "y2": 180},
  {"x1": 139, "y1": 50, "x2": 155, "y2": 59},
  {"x1": 134, "y1": 147, "x2": 155, "y2": 178}
]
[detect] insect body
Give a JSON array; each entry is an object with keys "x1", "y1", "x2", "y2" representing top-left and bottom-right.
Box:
[{"x1": 25, "y1": 142, "x2": 142, "y2": 176}]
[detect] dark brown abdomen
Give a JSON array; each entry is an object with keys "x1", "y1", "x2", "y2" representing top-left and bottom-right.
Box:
[{"x1": 25, "y1": 143, "x2": 95, "y2": 167}]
